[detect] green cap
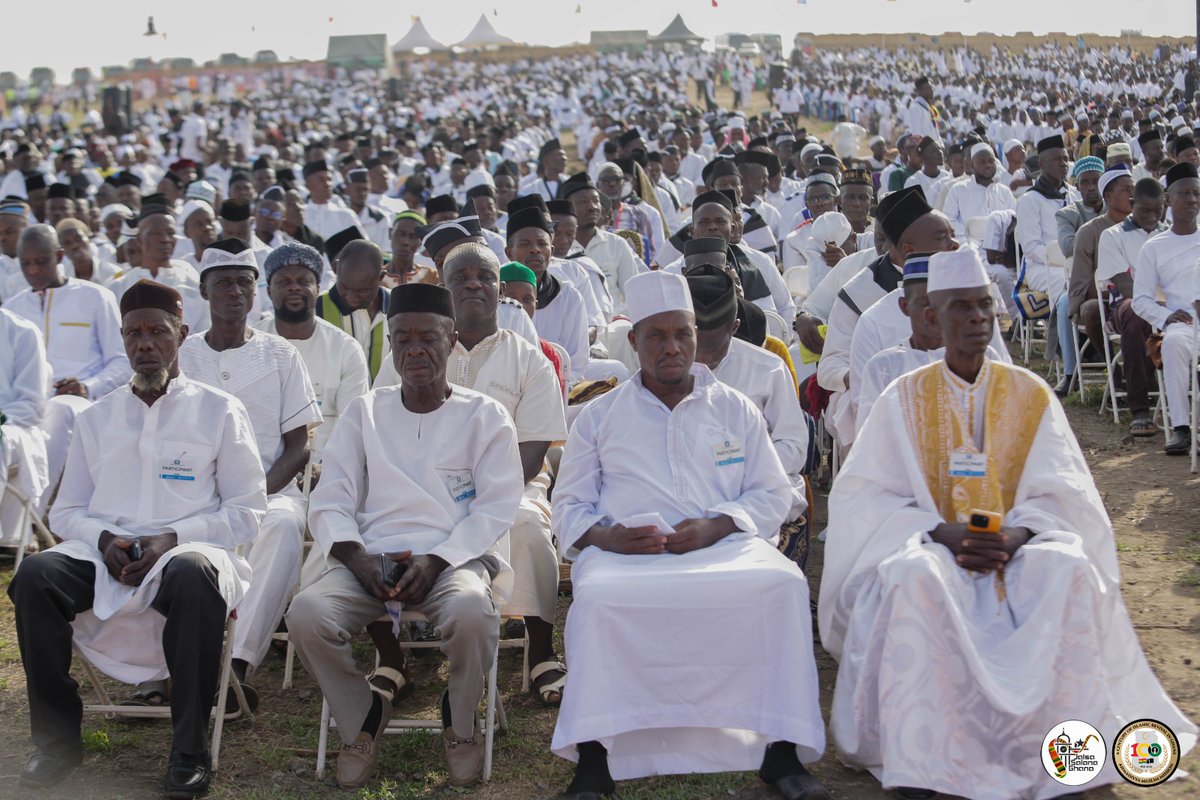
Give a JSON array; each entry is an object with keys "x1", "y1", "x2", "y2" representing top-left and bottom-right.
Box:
[{"x1": 499, "y1": 261, "x2": 536, "y2": 287}]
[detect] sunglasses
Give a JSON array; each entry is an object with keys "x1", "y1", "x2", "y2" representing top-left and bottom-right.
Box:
[{"x1": 258, "y1": 208, "x2": 283, "y2": 220}]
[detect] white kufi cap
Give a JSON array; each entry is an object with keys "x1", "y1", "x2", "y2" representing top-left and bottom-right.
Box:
[
  {"x1": 927, "y1": 245, "x2": 990, "y2": 293},
  {"x1": 625, "y1": 271, "x2": 694, "y2": 325}
]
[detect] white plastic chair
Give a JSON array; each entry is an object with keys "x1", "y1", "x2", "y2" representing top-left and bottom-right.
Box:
[
  {"x1": 763, "y1": 308, "x2": 790, "y2": 344},
  {"x1": 964, "y1": 215, "x2": 990, "y2": 245},
  {"x1": 75, "y1": 613, "x2": 253, "y2": 772},
  {"x1": 315, "y1": 610, "x2": 509, "y2": 782},
  {"x1": 783, "y1": 266, "x2": 809, "y2": 302}
]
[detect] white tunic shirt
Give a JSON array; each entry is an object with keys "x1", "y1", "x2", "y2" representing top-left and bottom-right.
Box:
[
  {"x1": 1095, "y1": 219, "x2": 1166, "y2": 288},
  {"x1": 3, "y1": 279, "x2": 130, "y2": 398},
  {"x1": 554, "y1": 365, "x2": 791, "y2": 559},
  {"x1": 108, "y1": 261, "x2": 210, "y2": 334},
  {"x1": 309, "y1": 385, "x2": 523, "y2": 596},
  {"x1": 583, "y1": 229, "x2": 646, "y2": 314},
  {"x1": 251, "y1": 317, "x2": 369, "y2": 457},
  {"x1": 49, "y1": 375, "x2": 267, "y2": 682},
  {"x1": 1132, "y1": 228, "x2": 1200, "y2": 330},
  {"x1": 303, "y1": 202, "x2": 364, "y2": 241},
  {"x1": 178, "y1": 330, "x2": 321, "y2": 472},
  {"x1": 535, "y1": 280, "x2": 591, "y2": 379},
  {"x1": 942, "y1": 179, "x2": 1017, "y2": 238}
]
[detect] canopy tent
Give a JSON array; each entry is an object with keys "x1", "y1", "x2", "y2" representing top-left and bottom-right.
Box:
[
  {"x1": 393, "y1": 17, "x2": 447, "y2": 53},
  {"x1": 650, "y1": 14, "x2": 704, "y2": 47},
  {"x1": 453, "y1": 14, "x2": 515, "y2": 49}
]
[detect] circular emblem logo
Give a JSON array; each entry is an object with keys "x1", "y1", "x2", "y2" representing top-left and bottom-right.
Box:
[
  {"x1": 1041, "y1": 720, "x2": 1106, "y2": 786},
  {"x1": 1112, "y1": 719, "x2": 1181, "y2": 786}
]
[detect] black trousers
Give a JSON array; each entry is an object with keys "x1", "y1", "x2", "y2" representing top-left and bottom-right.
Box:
[{"x1": 8, "y1": 550, "x2": 227, "y2": 761}]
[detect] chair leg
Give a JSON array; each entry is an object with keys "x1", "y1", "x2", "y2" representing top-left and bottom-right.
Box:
[
  {"x1": 316, "y1": 697, "x2": 331, "y2": 780},
  {"x1": 210, "y1": 617, "x2": 239, "y2": 772},
  {"x1": 282, "y1": 638, "x2": 295, "y2": 690},
  {"x1": 483, "y1": 647, "x2": 499, "y2": 781},
  {"x1": 12, "y1": 498, "x2": 29, "y2": 570},
  {"x1": 520, "y1": 630, "x2": 530, "y2": 696}
]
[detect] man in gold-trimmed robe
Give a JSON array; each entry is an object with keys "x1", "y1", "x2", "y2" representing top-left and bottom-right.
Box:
[{"x1": 818, "y1": 247, "x2": 1195, "y2": 800}]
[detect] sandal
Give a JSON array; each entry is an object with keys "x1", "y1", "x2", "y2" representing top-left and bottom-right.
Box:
[
  {"x1": 367, "y1": 666, "x2": 414, "y2": 705},
  {"x1": 1130, "y1": 417, "x2": 1155, "y2": 437},
  {"x1": 122, "y1": 679, "x2": 169, "y2": 706},
  {"x1": 530, "y1": 660, "x2": 567, "y2": 707}
]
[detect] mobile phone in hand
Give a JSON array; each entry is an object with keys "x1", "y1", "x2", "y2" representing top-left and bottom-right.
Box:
[
  {"x1": 382, "y1": 558, "x2": 408, "y2": 587},
  {"x1": 129, "y1": 539, "x2": 143, "y2": 562}
]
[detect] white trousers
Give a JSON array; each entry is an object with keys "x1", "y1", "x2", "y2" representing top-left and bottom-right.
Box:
[
  {"x1": 1161, "y1": 321, "x2": 1198, "y2": 429},
  {"x1": 500, "y1": 490, "x2": 559, "y2": 622},
  {"x1": 232, "y1": 490, "x2": 306, "y2": 668},
  {"x1": 39, "y1": 395, "x2": 91, "y2": 513}
]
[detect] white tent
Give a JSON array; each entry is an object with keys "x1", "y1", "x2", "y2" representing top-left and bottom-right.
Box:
[
  {"x1": 392, "y1": 17, "x2": 447, "y2": 53},
  {"x1": 452, "y1": 14, "x2": 514, "y2": 49}
]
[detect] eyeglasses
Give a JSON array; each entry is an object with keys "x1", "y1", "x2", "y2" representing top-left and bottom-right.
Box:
[
  {"x1": 807, "y1": 193, "x2": 837, "y2": 204},
  {"x1": 258, "y1": 208, "x2": 283, "y2": 220}
]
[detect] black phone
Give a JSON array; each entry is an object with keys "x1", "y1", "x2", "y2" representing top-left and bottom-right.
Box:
[
  {"x1": 129, "y1": 539, "x2": 143, "y2": 562},
  {"x1": 382, "y1": 558, "x2": 408, "y2": 587}
]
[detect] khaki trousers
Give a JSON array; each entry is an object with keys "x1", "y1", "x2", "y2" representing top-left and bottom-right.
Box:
[{"x1": 286, "y1": 556, "x2": 499, "y2": 741}]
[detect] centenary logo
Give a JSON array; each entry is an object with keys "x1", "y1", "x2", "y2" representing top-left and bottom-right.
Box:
[
  {"x1": 1112, "y1": 719, "x2": 1181, "y2": 787},
  {"x1": 1041, "y1": 721, "x2": 1105, "y2": 787}
]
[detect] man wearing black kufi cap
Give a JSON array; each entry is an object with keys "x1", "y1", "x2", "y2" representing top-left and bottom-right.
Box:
[
  {"x1": 1134, "y1": 161, "x2": 1200, "y2": 455},
  {"x1": 817, "y1": 185, "x2": 958, "y2": 447},
  {"x1": 735, "y1": 149, "x2": 784, "y2": 240},
  {"x1": 344, "y1": 168, "x2": 391, "y2": 251},
  {"x1": 519, "y1": 138, "x2": 568, "y2": 202},
  {"x1": 302, "y1": 160, "x2": 363, "y2": 241},
  {"x1": 287, "y1": 280, "x2": 524, "y2": 789},
  {"x1": 559, "y1": 172, "x2": 646, "y2": 320},
  {"x1": 179, "y1": 237, "x2": 320, "y2": 710},
  {"x1": 316, "y1": 234, "x2": 390, "y2": 382},
  {"x1": 9, "y1": 277, "x2": 267, "y2": 796},
  {"x1": 1133, "y1": 128, "x2": 1164, "y2": 180},
  {"x1": 1014, "y1": 134, "x2": 1072, "y2": 315},
  {"x1": 905, "y1": 75, "x2": 941, "y2": 146}
]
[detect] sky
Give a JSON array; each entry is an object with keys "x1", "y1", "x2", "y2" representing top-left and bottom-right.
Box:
[{"x1": 5, "y1": 0, "x2": 1194, "y2": 80}]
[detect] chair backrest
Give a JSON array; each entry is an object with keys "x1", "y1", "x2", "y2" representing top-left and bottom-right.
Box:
[
  {"x1": 964, "y1": 215, "x2": 990, "y2": 244},
  {"x1": 782, "y1": 266, "x2": 809, "y2": 300},
  {"x1": 548, "y1": 342, "x2": 571, "y2": 400},
  {"x1": 763, "y1": 308, "x2": 789, "y2": 343}
]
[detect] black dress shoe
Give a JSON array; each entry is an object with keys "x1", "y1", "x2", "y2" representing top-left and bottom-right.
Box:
[
  {"x1": 1053, "y1": 375, "x2": 1073, "y2": 397},
  {"x1": 164, "y1": 755, "x2": 212, "y2": 799},
  {"x1": 895, "y1": 789, "x2": 937, "y2": 799},
  {"x1": 1164, "y1": 427, "x2": 1191, "y2": 455},
  {"x1": 20, "y1": 750, "x2": 82, "y2": 787},
  {"x1": 558, "y1": 793, "x2": 612, "y2": 800},
  {"x1": 770, "y1": 772, "x2": 832, "y2": 800}
]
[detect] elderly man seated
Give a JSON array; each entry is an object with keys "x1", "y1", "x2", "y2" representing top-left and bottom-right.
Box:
[
  {"x1": 820, "y1": 249, "x2": 1196, "y2": 799},
  {"x1": 3, "y1": 225, "x2": 130, "y2": 511},
  {"x1": 0, "y1": 307, "x2": 51, "y2": 552},
  {"x1": 8, "y1": 281, "x2": 266, "y2": 796},
  {"x1": 286, "y1": 283, "x2": 524, "y2": 789},
  {"x1": 550, "y1": 271, "x2": 828, "y2": 800}
]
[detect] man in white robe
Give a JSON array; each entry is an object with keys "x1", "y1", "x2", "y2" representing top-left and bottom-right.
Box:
[
  {"x1": 1133, "y1": 162, "x2": 1200, "y2": 455},
  {"x1": 506, "y1": 207, "x2": 628, "y2": 383},
  {"x1": 819, "y1": 249, "x2": 1196, "y2": 800},
  {"x1": 0, "y1": 308, "x2": 50, "y2": 550},
  {"x1": 374, "y1": 247, "x2": 569, "y2": 705},
  {"x1": 4, "y1": 226, "x2": 130, "y2": 511},
  {"x1": 301, "y1": 161, "x2": 364, "y2": 241},
  {"x1": 107, "y1": 206, "x2": 209, "y2": 334},
  {"x1": 252, "y1": 242, "x2": 369, "y2": 459},
  {"x1": 178, "y1": 239, "x2": 321, "y2": 701},
  {"x1": 9, "y1": 280, "x2": 266, "y2": 793},
  {"x1": 287, "y1": 283, "x2": 523, "y2": 789},
  {"x1": 1016, "y1": 135, "x2": 1074, "y2": 303},
  {"x1": 942, "y1": 144, "x2": 1017, "y2": 238},
  {"x1": 551, "y1": 271, "x2": 828, "y2": 800},
  {"x1": 687, "y1": 265, "x2": 810, "y2": 521},
  {"x1": 561, "y1": 172, "x2": 646, "y2": 316}
]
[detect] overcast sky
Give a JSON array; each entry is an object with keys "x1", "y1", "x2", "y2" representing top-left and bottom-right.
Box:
[{"x1": 6, "y1": 0, "x2": 1194, "y2": 79}]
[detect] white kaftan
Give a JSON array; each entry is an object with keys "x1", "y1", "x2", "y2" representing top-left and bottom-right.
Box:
[
  {"x1": 551, "y1": 366, "x2": 825, "y2": 778},
  {"x1": 819, "y1": 360, "x2": 1196, "y2": 798},
  {"x1": 47, "y1": 376, "x2": 267, "y2": 683}
]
